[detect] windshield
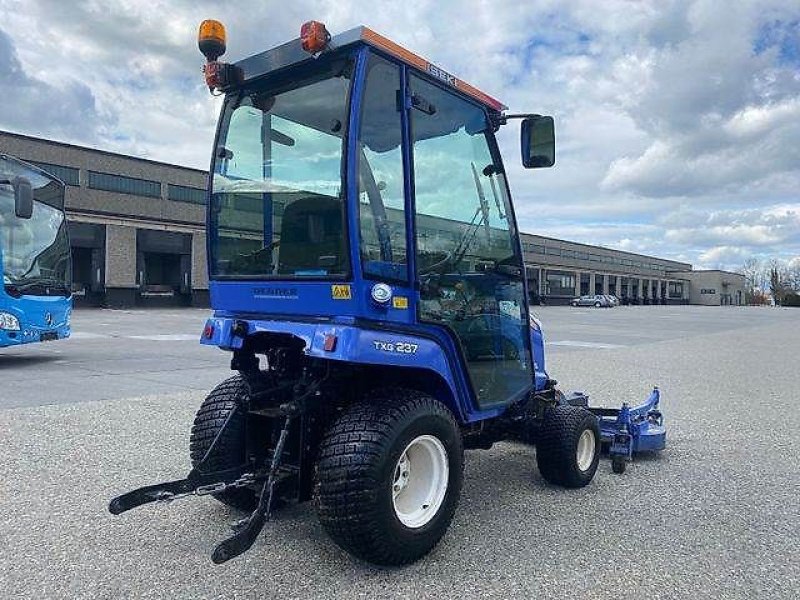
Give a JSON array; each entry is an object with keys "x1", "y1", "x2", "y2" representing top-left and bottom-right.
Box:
[
  {"x1": 210, "y1": 57, "x2": 353, "y2": 279},
  {"x1": 0, "y1": 158, "x2": 71, "y2": 296}
]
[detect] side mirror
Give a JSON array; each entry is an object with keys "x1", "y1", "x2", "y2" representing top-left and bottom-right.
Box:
[
  {"x1": 521, "y1": 115, "x2": 555, "y2": 169},
  {"x1": 13, "y1": 176, "x2": 34, "y2": 219}
]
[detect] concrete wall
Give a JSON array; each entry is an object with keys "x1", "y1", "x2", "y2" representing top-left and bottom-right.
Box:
[{"x1": 683, "y1": 271, "x2": 746, "y2": 306}]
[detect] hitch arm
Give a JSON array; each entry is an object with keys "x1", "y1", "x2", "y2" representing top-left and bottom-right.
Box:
[
  {"x1": 108, "y1": 466, "x2": 247, "y2": 515},
  {"x1": 211, "y1": 415, "x2": 294, "y2": 564}
]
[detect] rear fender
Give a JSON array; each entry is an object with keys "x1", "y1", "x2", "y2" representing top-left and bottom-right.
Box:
[{"x1": 201, "y1": 317, "x2": 471, "y2": 422}]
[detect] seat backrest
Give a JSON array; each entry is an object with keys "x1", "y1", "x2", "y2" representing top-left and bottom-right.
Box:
[{"x1": 277, "y1": 195, "x2": 347, "y2": 275}]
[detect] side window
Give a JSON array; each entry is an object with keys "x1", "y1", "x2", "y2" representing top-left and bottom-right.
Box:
[
  {"x1": 358, "y1": 56, "x2": 407, "y2": 281},
  {"x1": 409, "y1": 77, "x2": 516, "y2": 275}
]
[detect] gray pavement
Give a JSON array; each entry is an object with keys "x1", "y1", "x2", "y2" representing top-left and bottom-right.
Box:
[
  {"x1": 1, "y1": 306, "x2": 799, "y2": 598},
  {"x1": 0, "y1": 308, "x2": 229, "y2": 408}
]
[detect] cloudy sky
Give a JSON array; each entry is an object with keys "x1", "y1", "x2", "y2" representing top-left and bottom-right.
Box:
[{"x1": 0, "y1": 0, "x2": 798, "y2": 270}]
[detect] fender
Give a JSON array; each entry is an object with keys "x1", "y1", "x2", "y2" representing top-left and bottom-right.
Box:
[{"x1": 201, "y1": 316, "x2": 480, "y2": 422}]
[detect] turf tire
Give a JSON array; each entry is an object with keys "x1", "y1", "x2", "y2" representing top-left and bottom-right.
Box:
[
  {"x1": 536, "y1": 405, "x2": 600, "y2": 488},
  {"x1": 315, "y1": 388, "x2": 463, "y2": 566},
  {"x1": 189, "y1": 375, "x2": 257, "y2": 512}
]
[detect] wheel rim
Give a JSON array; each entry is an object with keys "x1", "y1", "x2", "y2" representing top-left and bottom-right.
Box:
[
  {"x1": 392, "y1": 435, "x2": 449, "y2": 528},
  {"x1": 576, "y1": 429, "x2": 596, "y2": 472}
]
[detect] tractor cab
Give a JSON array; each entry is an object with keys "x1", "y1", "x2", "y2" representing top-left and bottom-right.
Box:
[{"x1": 203, "y1": 21, "x2": 555, "y2": 412}]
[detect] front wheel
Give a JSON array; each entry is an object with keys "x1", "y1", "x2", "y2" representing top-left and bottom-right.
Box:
[
  {"x1": 594, "y1": 301, "x2": 601, "y2": 308},
  {"x1": 315, "y1": 388, "x2": 463, "y2": 566},
  {"x1": 536, "y1": 405, "x2": 600, "y2": 488},
  {"x1": 612, "y1": 456, "x2": 627, "y2": 474}
]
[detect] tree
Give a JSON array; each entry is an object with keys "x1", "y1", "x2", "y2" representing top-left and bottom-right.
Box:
[
  {"x1": 769, "y1": 263, "x2": 789, "y2": 306},
  {"x1": 737, "y1": 257, "x2": 764, "y2": 303},
  {"x1": 786, "y1": 260, "x2": 800, "y2": 292}
]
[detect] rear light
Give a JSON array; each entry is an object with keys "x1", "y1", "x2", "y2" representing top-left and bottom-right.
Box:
[
  {"x1": 300, "y1": 21, "x2": 330, "y2": 54},
  {"x1": 323, "y1": 334, "x2": 337, "y2": 352},
  {"x1": 202, "y1": 322, "x2": 215, "y2": 339},
  {"x1": 201, "y1": 61, "x2": 243, "y2": 93}
]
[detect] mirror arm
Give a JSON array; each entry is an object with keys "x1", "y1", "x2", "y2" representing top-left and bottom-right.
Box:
[{"x1": 496, "y1": 112, "x2": 543, "y2": 127}]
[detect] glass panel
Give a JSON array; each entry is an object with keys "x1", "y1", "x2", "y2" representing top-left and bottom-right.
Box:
[
  {"x1": 29, "y1": 162, "x2": 80, "y2": 186},
  {"x1": 168, "y1": 184, "x2": 206, "y2": 205},
  {"x1": 88, "y1": 171, "x2": 161, "y2": 198},
  {"x1": 209, "y1": 58, "x2": 353, "y2": 278},
  {"x1": 0, "y1": 160, "x2": 70, "y2": 295},
  {"x1": 358, "y1": 55, "x2": 407, "y2": 281},
  {"x1": 545, "y1": 269, "x2": 575, "y2": 296},
  {"x1": 580, "y1": 273, "x2": 590, "y2": 295},
  {"x1": 410, "y1": 74, "x2": 531, "y2": 407}
]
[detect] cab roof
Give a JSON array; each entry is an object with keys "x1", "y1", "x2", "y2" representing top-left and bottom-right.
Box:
[{"x1": 234, "y1": 26, "x2": 507, "y2": 112}]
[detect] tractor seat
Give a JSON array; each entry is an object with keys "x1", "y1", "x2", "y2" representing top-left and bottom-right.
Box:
[{"x1": 277, "y1": 195, "x2": 347, "y2": 276}]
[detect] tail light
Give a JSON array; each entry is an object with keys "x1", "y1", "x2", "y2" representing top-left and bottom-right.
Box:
[{"x1": 300, "y1": 21, "x2": 331, "y2": 54}]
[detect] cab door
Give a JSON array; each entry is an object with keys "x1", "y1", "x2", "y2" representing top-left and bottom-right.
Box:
[{"x1": 408, "y1": 74, "x2": 533, "y2": 408}]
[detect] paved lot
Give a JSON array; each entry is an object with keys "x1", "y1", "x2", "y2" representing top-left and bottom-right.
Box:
[
  {"x1": 0, "y1": 309, "x2": 229, "y2": 409},
  {"x1": 1, "y1": 306, "x2": 799, "y2": 598}
]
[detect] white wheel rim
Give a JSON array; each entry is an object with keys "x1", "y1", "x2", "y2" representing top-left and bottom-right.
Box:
[
  {"x1": 392, "y1": 435, "x2": 449, "y2": 529},
  {"x1": 576, "y1": 429, "x2": 596, "y2": 472}
]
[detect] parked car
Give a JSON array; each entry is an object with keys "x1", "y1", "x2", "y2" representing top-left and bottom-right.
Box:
[
  {"x1": 570, "y1": 294, "x2": 612, "y2": 308},
  {"x1": 603, "y1": 295, "x2": 619, "y2": 307}
]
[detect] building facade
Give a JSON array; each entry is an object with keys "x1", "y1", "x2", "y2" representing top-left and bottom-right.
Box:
[
  {"x1": 1, "y1": 130, "x2": 745, "y2": 308},
  {"x1": 680, "y1": 270, "x2": 746, "y2": 306},
  {"x1": 521, "y1": 234, "x2": 695, "y2": 305}
]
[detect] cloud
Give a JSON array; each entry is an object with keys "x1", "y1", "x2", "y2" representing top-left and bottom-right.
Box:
[{"x1": 0, "y1": 28, "x2": 105, "y2": 141}]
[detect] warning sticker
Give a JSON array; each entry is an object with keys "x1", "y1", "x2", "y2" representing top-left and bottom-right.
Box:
[
  {"x1": 392, "y1": 296, "x2": 409, "y2": 309},
  {"x1": 331, "y1": 284, "x2": 352, "y2": 300}
]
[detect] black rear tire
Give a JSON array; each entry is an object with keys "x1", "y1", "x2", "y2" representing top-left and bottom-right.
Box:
[
  {"x1": 536, "y1": 405, "x2": 600, "y2": 488},
  {"x1": 612, "y1": 456, "x2": 627, "y2": 474},
  {"x1": 189, "y1": 375, "x2": 257, "y2": 512},
  {"x1": 315, "y1": 388, "x2": 463, "y2": 566}
]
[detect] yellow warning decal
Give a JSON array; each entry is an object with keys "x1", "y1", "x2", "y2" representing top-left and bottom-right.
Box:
[
  {"x1": 331, "y1": 284, "x2": 352, "y2": 300},
  {"x1": 392, "y1": 296, "x2": 409, "y2": 309}
]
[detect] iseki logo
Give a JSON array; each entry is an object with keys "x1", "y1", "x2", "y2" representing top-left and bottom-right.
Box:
[{"x1": 426, "y1": 63, "x2": 456, "y2": 87}]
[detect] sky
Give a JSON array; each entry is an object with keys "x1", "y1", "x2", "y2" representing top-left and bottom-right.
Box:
[{"x1": 0, "y1": 0, "x2": 798, "y2": 270}]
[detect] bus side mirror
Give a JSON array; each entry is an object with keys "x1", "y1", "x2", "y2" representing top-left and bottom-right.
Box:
[
  {"x1": 13, "y1": 176, "x2": 34, "y2": 219},
  {"x1": 521, "y1": 116, "x2": 555, "y2": 169}
]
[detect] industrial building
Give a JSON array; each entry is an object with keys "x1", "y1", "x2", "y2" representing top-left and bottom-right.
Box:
[{"x1": 0, "y1": 130, "x2": 745, "y2": 307}]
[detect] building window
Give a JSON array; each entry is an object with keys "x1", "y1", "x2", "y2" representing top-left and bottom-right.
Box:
[
  {"x1": 545, "y1": 246, "x2": 562, "y2": 256},
  {"x1": 529, "y1": 244, "x2": 545, "y2": 254},
  {"x1": 168, "y1": 184, "x2": 206, "y2": 204},
  {"x1": 580, "y1": 272, "x2": 590, "y2": 295},
  {"x1": 545, "y1": 269, "x2": 576, "y2": 296},
  {"x1": 29, "y1": 161, "x2": 80, "y2": 186},
  {"x1": 88, "y1": 171, "x2": 161, "y2": 198},
  {"x1": 668, "y1": 281, "x2": 683, "y2": 298}
]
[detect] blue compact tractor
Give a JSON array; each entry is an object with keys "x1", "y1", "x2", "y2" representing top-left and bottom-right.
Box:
[{"x1": 109, "y1": 20, "x2": 665, "y2": 566}]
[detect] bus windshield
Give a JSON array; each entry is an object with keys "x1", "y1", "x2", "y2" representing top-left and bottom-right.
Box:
[
  {"x1": 209, "y1": 57, "x2": 353, "y2": 279},
  {"x1": 0, "y1": 157, "x2": 71, "y2": 297}
]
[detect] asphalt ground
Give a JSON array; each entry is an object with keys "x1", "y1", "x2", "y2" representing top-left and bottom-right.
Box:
[{"x1": 1, "y1": 306, "x2": 799, "y2": 598}]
